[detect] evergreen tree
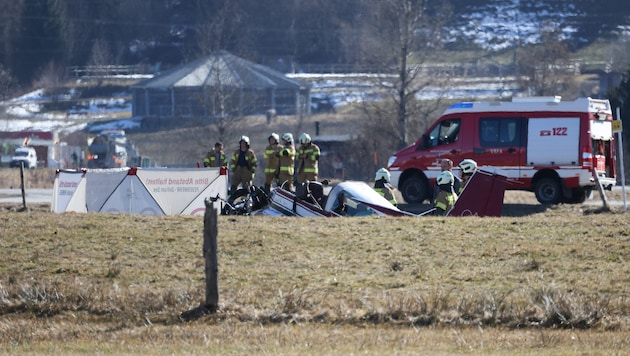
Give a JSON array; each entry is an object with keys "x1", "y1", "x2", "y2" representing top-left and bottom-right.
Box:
[
  {"x1": 13, "y1": 0, "x2": 63, "y2": 83},
  {"x1": 607, "y1": 67, "x2": 630, "y2": 138}
]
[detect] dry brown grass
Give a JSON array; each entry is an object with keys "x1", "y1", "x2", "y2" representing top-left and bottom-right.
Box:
[
  {"x1": 0, "y1": 168, "x2": 57, "y2": 190},
  {"x1": 0, "y1": 201, "x2": 629, "y2": 354}
]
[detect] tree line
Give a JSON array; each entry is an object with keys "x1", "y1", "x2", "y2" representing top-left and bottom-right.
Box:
[{"x1": 0, "y1": 0, "x2": 628, "y2": 88}]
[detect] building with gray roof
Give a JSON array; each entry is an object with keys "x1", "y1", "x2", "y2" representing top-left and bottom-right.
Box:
[{"x1": 131, "y1": 51, "x2": 310, "y2": 121}]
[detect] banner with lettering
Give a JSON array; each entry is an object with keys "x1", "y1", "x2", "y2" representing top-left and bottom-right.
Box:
[{"x1": 52, "y1": 167, "x2": 227, "y2": 215}]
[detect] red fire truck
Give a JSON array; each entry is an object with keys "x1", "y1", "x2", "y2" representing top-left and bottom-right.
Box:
[{"x1": 387, "y1": 96, "x2": 617, "y2": 205}]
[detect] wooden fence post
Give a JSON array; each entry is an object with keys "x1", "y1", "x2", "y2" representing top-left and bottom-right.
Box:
[
  {"x1": 203, "y1": 199, "x2": 219, "y2": 312},
  {"x1": 20, "y1": 162, "x2": 26, "y2": 210}
]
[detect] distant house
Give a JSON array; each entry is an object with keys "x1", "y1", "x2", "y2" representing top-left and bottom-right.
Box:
[{"x1": 131, "y1": 51, "x2": 311, "y2": 121}]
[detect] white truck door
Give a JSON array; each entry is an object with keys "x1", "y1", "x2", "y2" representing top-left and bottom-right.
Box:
[{"x1": 526, "y1": 117, "x2": 580, "y2": 166}]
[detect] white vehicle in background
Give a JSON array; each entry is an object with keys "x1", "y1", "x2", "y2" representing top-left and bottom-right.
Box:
[{"x1": 10, "y1": 146, "x2": 37, "y2": 169}]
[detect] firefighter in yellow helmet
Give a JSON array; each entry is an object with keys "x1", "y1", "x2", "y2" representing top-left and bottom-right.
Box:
[
  {"x1": 229, "y1": 135, "x2": 257, "y2": 194},
  {"x1": 373, "y1": 168, "x2": 397, "y2": 206},
  {"x1": 434, "y1": 170, "x2": 458, "y2": 216},
  {"x1": 277, "y1": 133, "x2": 296, "y2": 191},
  {"x1": 263, "y1": 133, "x2": 282, "y2": 194},
  {"x1": 204, "y1": 141, "x2": 228, "y2": 168},
  {"x1": 457, "y1": 158, "x2": 477, "y2": 194},
  {"x1": 296, "y1": 133, "x2": 320, "y2": 184}
]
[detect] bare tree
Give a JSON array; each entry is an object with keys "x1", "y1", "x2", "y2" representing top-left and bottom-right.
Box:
[
  {"x1": 181, "y1": 54, "x2": 250, "y2": 150},
  {"x1": 207, "y1": 68, "x2": 234, "y2": 143},
  {"x1": 32, "y1": 61, "x2": 67, "y2": 106},
  {"x1": 190, "y1": 1, "x2": 253, "y2": 60},
  {"x1": 0, "y1": 64, "x2": 17, "y2": 101},
  {"x1": 88, "y1": 38, "x2": 114, "y2": 67},
  {"x1": 338, "y1": 0, "x2": 452, "y2": 176},
  {"x1": 349, "y1": 0, "x2": 451, "y2": 148},
  {"x1": 515, "y1": 24, "x2": 575, "y2": 97},
  {"x1": 607, "y1": 33, "x2": 630, "y2": 74}
]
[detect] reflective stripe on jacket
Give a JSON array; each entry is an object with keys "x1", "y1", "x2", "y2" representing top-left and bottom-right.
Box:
[
  {"x1": 278, "y1": 145, "x2": 296, "y2": 175},
  {"x1": 374, "y1": 186, "x2": 397, "y2": 206},
  {"x1": 204, "y1": 151, "x2": 227, "y2": 167},
  {"x1": 434, "y1": 190, "x2": 457, "y2": 211},
  {"x1": 264, "y1": 144, "x2": 282, "y2": 174},
  {"x1": 297, "y1": 143, "x2": 320, "y2": 174}
]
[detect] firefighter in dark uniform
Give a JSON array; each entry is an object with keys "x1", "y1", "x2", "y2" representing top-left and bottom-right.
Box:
[{"x1": 229, "y1": 136, "x2": 257, "y2": 194}]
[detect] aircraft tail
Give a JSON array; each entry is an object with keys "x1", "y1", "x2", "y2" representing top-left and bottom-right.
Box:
[{"x1": 447, "y1": 167, "x2": 507, "y2": 217}]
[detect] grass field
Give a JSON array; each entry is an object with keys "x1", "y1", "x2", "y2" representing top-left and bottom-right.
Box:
[{"x1": 1, "y1": 190, "x2": 629, "y2": 354}]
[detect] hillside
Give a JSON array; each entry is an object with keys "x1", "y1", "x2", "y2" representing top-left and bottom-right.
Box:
[
  {"x1": 2, "y1": 0, "x2": 628, "y2": 86},
  {"x1": 448, "y1": 0, "x2": 628, "y2": 51}
]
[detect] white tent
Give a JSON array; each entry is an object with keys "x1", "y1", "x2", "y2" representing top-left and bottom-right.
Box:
[{"x1": 52, "y1": 167, "x2": 228, "y2": 215}]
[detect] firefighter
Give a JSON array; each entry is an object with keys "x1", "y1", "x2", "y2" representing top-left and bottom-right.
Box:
[
  {"x1": 373, "y1": 168, "x2": 397, "y2": 206},
  {"x1": 434, "y1": 170, "x2": 458, "y2": 216},
  {"x1": 204, "y1": 141, "x2": 228, "y2": 168},
  {"x1": 296, "y1": 133, "x2": 320, "y2": 184},
  {"x1": 457, "y1": 158, "x2": 477, "y2": 194},
  {"x1": 277, "y1": 133, "x2": 296, "y2": 191},
  {"x1": 263, "y1": 133, "x2": 282, "y2": 194},
  {"x1": 229, "y1": 136, "x2": 257, "y2": 194},
  {"x1": 433, "y1": 158, "x2": 461, "y2": 204}
]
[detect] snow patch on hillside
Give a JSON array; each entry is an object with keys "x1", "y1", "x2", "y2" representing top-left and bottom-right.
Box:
[{"x1": 451, "y1": 0, "x2": 579, "y2": 50}]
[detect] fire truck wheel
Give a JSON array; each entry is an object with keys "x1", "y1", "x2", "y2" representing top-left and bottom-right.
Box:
[
  {"x1": 400, "y1": 175, "x2": 428, "y2": 204},
  {"x1": 534, "y1": 177, "x2": 562, "y2": 205}
]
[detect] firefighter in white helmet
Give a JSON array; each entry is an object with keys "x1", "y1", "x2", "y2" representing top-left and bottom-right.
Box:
[
  {"x1": 277, "y1": 133, "x2": 296, "y2": 191},
  {"x1": 229, "y1": 135, "x2": 257, "y2": 194},
  {"x1": 434, "y1": 170, "x2": 458, "y2": 216},
  {"x1": 433, "y1": 158, "x2": 461, "y2": 205},
  {"x1": 373, "y1": 168, "x2": 397, "y2": 206},
  {"x1": 263, "y1": 133, "x2": 282, "y2": 194},
  {"x1": 457, "y1": 158, "x2": 477, "y2": 194},
  {"x1": 296, "y1": 133, "x2": 320, "y2": 184}
]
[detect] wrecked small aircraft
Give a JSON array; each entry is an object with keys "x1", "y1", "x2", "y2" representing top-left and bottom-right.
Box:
[
  {"x1": 261, "y1": 167, "x2": 508, "y2": 217},
  {"x1": 264, "y1": 180, "x2": 415, "y2": 217}
]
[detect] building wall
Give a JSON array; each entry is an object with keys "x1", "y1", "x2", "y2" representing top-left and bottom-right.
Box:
[{"x1": 132, "y1": 87, "x2": 309, "y2": 118}]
